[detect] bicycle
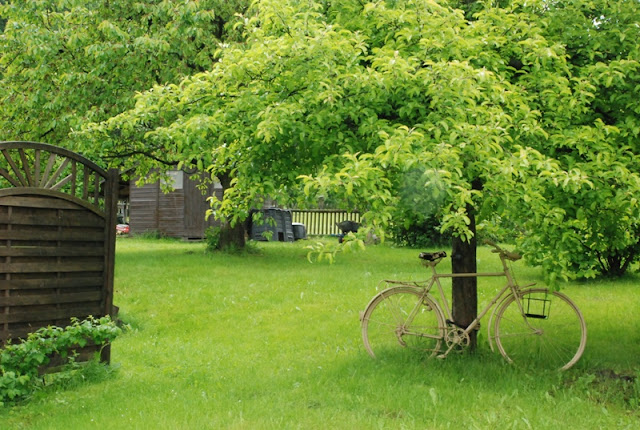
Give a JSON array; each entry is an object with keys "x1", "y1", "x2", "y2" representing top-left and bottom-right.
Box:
[{"x1": 360, "y1": 241, "x2": 587, "y2": 370}]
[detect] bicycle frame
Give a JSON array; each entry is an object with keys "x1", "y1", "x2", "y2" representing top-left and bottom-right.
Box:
[
  {"x1": 426, "y1": 254, "x2": 518, "y2": 328},
  {"x1": 383, "y1": 253, "x2": 535, "y2": 357},
  {"x1": 363, "y1": 242, "x2": 586, "y2": 369}
]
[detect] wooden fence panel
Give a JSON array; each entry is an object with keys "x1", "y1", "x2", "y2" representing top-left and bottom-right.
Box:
[
  {"x1": 290, "y1": 210, "x2": 361, "y2": 236},
  {"x1": 0, "y1": 142, "x2": 118, "y2": 363}
]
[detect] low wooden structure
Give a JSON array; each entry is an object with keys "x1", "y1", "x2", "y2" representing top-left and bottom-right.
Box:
[
  {"x1": 129, "y1": 171, "x2": 222, "y2": 239},
  {"x1": 0, "y1": 141, "x2": 118, "y2": 362}
]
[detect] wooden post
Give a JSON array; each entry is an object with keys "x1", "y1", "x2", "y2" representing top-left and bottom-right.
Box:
[{"x1": 101, "y1": 168, "x2": 119, "y2": 363}]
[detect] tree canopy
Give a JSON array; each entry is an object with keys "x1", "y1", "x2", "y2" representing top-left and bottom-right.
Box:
[
  {"x1": 513, "y1": 0, "x2": 640, "y2": 279},
  {"x1": 2, "y1": 0, "x2": 639, "y2": 284},
  {"x1": 0, "y1": 0, "x2": 248, "y2": 145},
  {"x1": 4, "y1": 0, "x2": 640, "y2": 346}
]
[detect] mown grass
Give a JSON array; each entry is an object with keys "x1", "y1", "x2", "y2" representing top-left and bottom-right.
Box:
[{"x1": 1, "y1": 237, "x2": 639, "y2": 429}]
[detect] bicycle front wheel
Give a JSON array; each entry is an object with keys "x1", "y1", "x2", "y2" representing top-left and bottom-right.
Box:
[
  {"x1": 494, "y1": 288, "x2": 587, "y2": 370},
  {"x1": 361, "y1": 286, "x2": 445, "y2": 360}
]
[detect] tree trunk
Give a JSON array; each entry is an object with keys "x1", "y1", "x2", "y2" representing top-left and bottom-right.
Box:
[
  {"x1": 216, "y1": 171, "x2": 246, "y2": 250},
  {"x1": 218, "y1": 219, "x2": 246, "y2": 250},
  {"x1": 451, "y1": 206, "x2": 478, "y2": 350}
]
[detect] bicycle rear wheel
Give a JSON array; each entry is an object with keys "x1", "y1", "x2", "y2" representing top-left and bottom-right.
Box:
[
  {"x1": 494, "y1": 288, "x2": 587, "y2": 370},
  {"x1": 361, "y1": 286, "x2": 445, "y2": 359}
]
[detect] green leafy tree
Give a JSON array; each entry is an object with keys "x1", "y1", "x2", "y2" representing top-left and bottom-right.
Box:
[
  {"x1": 80, "y1": 0, "x2": 590, "y2": 346},
  {"x1": 0, "y1": 0, "x2": 249, "y2": 246},
  {"x1": 299, "y1": 0, "x2": 589, "y2": 342},
  {"x1": 0, "y1": 0, "x2": 247, "y2": 145},
  {"x1": 508, "y1": 0, "x2": 640, "y2": 279},
  {"x1": 0, "y1": 0, "x2": 6, "y2": 33},
  {"x1": 12, "y1": 0, "x2": 640, "y2": 347}
]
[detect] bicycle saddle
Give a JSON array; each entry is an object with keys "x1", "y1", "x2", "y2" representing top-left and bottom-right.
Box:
[{"x1": 419, "y1": 251, "x2": 447, "y2": 261}]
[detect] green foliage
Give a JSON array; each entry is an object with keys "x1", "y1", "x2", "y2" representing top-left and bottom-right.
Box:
[
  {"x1": 136, "y1": 230, "x2": 169, "y2": 240},
  {"x1": 390, "y1": 215, "x2": 451, "y2": 248},
  {"x1": 205, "y1": 225, "x2": 260, "y2": 254},
  {"x1": 204, "y1": 226, "x2": 222, "y2": 252},
  {"x1": 3, "y1": 238, "x2": 639, "y2": 427},
  {"x1": 0, "y1": 316, "x2": 122, "y2": 406},
  {"x1": 0, "y1": 0, "x2": 248, "y2": 148},
  {"x1": 305, "y1": 234, "x2": 365, "y2": 263},
  {"x1": 506, "y1": 0, "x2": 640, "y2": 280},
  {"x1": 566, "y1": 370, "x2": 640, "y2": 411},
  {"x1": 6, "y1": 0, "x2": 640, "y2": 281},
  {"x1": 390, "y1": 167, "x2": 451, "y2": 247},
  {"x1": 298, "y1": 0, "x2": 561, "y2": 245}
]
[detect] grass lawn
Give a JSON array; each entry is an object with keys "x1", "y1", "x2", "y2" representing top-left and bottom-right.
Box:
[{"x1": 1, "y1": 237, "x2": 639, "y2": 429}]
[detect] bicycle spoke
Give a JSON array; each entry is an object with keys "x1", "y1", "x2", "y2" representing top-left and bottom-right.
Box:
[
  {"x1": 362, "y1": 247, "x2": 587, "y2": 370},
  {"x1": 494, "y1": 289, "x2": 586, "y2": 370},
  {"x1": 362, "y1": 286, "x2": 444, "y2": 359}
]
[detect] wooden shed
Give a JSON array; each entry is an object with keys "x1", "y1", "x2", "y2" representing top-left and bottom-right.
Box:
[{"x1": 128, "y1": 170, "x2": 222, "y2": 240}]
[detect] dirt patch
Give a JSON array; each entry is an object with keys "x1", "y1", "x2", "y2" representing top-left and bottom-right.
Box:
[{"x1": 566, "y1": 369, "x2": 639, "y2": 409}]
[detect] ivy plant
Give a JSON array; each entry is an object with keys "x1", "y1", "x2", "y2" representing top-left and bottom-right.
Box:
[{"x1": 0, "y1": 316, "x2": 122, "y2": 406}]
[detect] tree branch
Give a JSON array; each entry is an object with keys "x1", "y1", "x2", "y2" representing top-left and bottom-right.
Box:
[{"x1": 103, "y1": 149, "x2": 179, "y2": 166}]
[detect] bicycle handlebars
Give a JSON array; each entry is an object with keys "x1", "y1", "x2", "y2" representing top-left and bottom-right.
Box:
[
  {"x1": 483, "y1": 240, "x2": 522, "y2": 261},
  {"x1": 418, "y1": 242, "x2": 521, "y2": 263}
]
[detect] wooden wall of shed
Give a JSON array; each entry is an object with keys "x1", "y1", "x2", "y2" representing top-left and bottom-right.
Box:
[{"x1": 129, "y1": 172, "x2": 222, "y2": 239}]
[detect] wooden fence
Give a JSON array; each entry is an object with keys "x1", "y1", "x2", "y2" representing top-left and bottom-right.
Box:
[
  {"x1": 0, "y1": 141, "x2": 118, "y2": 363},
  {"x1": 290, "y1": 209, "x2": 361, "y2": 236}
]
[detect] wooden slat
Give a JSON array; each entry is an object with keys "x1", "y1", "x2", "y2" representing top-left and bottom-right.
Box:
[
  {"x1": 43, "y1": 158, "x2": 70, "y2": 189},
  {"x1": 0, "y1": 211, "x2": 104, "y2": 228},
  {"x1": 0, "y1": 167, "x2": 22, "y2": 187},
  {"x1": 40, "y1": 153, "x2": 57, "y2": 187},
  {"x1": 0, "y1": 306, "x2": 102, "y2": 324},
  {"x1": 0, "y1": 195, "x2": 85, "y2": 210},
  {"x1": 18, "y1": 148, "x2": 35, "y2": 186},
  {"x1": 70, "y1": 161, "x2": 77, "y2": 195},
  {"x1": 2, "y1": 149, "x2": 28, "y2": 186},
  {"x1": 0, "y1": 261, "x2": 104, "y2": 273},
  {"x1": 0, "y1": 291, "x2": 102, "y2": 306},
  {"x1": 42, "y1": 344, "x2": 102, "y2": 372},
  {"x1": 34, "y1": 149, "x2": 41, "y2": 185},
  {"x1": 82, "y1": 165, "x2": 90, "y2": 200},
  {"x1": 0, "y1": 230, "x2": 104, "y2": 241},
  {"x1": 1, "y1": 327, "x2": 36, "y2": 342},
  {"x1": 93, "y1": 172, "x2": 100, "y2": 205},
  {"x1": 51, "y1": 173, "x2": 74, "y2": 191},
  {"x1": 0, "y1": 276, "x2": 104, "y2": 290},
  {"x1": 102, "y1": 168, "x2": 119, "y2": 320},
  {"x1": 0, "y1": 246, "x2": 104, "y2": 257}
]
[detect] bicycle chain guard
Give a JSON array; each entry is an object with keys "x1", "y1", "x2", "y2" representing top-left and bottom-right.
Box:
[{"x1": 445, "y1": 327, "x2": 470, "y2": 352}]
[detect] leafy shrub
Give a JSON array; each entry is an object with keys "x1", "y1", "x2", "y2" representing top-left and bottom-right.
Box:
[
  {"x1": 0, "y1": 316, "x2": 122, "y2": 406},
  {"x1": 204, "y1": 226, "x2": 221, "y2": 252}
]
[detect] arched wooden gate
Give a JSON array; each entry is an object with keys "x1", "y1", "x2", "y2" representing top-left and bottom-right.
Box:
[{"x1": 0, "y1": 141, "x2": 118, "y2": 362}]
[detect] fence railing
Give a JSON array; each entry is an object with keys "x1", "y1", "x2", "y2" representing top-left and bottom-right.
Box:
[{"x1": 290, "y1": 209, "x2": 361, "y2": 236}]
